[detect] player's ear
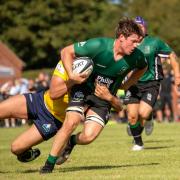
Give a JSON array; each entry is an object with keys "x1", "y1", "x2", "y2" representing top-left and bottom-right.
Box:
[{"x1": 118, "y1": 34, "x2": 125, "y2": 41}]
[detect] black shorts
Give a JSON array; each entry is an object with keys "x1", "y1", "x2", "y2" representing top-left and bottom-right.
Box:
[
  {"x1": 24, "y1": 91, "x2": 63, "y2": 140},
  {"x1": 124, "y1": 81, "x2": 160, "y2": 108},
  {"x1": 68, "y1": 84, "x2": 110, "y2": 125}
]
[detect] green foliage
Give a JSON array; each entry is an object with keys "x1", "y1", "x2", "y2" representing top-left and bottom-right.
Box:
[
  {"x1": 0, "y1": 122, "x2": 180, "y2": 179},
  {"x1": 23, "y1": 68, "x2": 53, "y2": 79},
  {"x1": 0, "y1": 0, "x2": 123, "y2": 69},
  {"x1": 125, "y1": 0, "x2": 180, "y2": 55},
  {"x1": 0, "y1": 0, "x2": 180, "y2": 69}
]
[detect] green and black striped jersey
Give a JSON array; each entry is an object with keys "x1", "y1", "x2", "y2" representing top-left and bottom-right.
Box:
[{"x1": 137, "y1": 35, "x2": 172, "y2": 82}]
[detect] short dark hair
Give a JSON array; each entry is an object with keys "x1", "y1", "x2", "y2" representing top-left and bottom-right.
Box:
[{"x1": 115, "y1": 17, "x2": 143, "y2": 38}]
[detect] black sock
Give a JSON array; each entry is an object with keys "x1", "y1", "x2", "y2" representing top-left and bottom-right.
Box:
[
  {"x1": 146, "y1": 113, "x2": 153, "y2": 121},
  {"x1": 129, "y1": 122, "x2": 144, "y2": 146},
  {"x1": 70, "y1": 135, "x2": 77, "y2": 147}
]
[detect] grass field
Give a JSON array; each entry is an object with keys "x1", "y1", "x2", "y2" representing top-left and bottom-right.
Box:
[{"x1": 0, "y1": 121, "x2": 180, "y2": 180}]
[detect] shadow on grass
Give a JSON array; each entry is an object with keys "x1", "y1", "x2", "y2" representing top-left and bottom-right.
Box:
[
  {"x1": 57, "y1": 162, "x2": 159, "y2": 173},
  {"x1": 0, "y1": 162, "x2": 159, "y2": 174},
  {"x1": 0, "y1": 169, "x2": 40, "y2": 174},
  {"x1": 144, "y1": 145, "x2": 173, "y2": 150},
  {"x1": 22, "y1": 169, "x2": 39, "y2": 173},
  {"x1": 144, "y1": 139, "x2": 174, "y2": 143},
  {"x1": 0, "y1": 171, "x2": 9, "y2": 174}
]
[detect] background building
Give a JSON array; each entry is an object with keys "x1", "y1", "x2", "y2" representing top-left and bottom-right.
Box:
[{"x1": 0, "y1": 42, "x2": 25, "y2": 85}]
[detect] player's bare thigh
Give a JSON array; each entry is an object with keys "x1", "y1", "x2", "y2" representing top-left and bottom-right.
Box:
[
  {"x1": 139, "y1": 100, "x2": 153, "y2": 119},
  {"x1": 0, "y1": 94, "x2": 28, "y2": 119},
  {"x1": 80, "y1": 108, "x2": 104, "y2": 144},
  {"x1": 11, "y1": 124, "x2": 44, "y2": 154}
]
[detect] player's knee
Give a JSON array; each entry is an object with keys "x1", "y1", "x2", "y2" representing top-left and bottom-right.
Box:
[
  {"x1": 139, "y1": 111, "x2": 149, "y2": 120},
  {"x1": 63, "y1": 109, "x2": 84, "y2": 132},
  {"x1": 11, "y1": 141, "x2": 21, "y2": 155},
  {"x1": 128, "y1": 114, "x2": 138, "y2": 125},
  {"x1": 65, "y1": 119, "x2": 79, "y2": 131},
  {"x1": 62, "y1": 119, "x2": 81, "y2": 136},
  {"x1": 82, "y1": 131, "x2": 97, "y2": 144}
]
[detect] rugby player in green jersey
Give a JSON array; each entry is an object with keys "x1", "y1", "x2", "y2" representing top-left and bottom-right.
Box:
[
  {"x1": 124, "y1": 16, "x2": 180, "y2": 151},
  {"x1": 40, "y1": 18, "x2": 147, "y2": 173}
]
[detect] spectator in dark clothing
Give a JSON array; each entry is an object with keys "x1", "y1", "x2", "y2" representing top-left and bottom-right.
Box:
[
  {"x1": 34, "y1": 72, "x2": 50, "y2": 92},
  {"x1": 160, "y1": 68, "x2": 173, "y2": 122}
]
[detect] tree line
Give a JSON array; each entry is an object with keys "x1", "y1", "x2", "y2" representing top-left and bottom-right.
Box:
[{"x1": 0, "y1": 0, "x2": 179, "y2": 69}]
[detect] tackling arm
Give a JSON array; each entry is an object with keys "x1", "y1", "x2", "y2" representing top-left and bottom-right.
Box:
[
  {"x1": 94, "y1": 83, "x2": 123, "y2": 112},
  {"x1": 61, "y1": 45, "x2": 75, "y2": 79},
  {"x1": 49, "y1": 75, "x2": 75, "y2": 100}
]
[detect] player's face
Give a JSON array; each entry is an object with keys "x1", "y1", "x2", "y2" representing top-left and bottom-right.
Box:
[{"x1": 119, "y1": 34, "x2": 140, "y2": 55}]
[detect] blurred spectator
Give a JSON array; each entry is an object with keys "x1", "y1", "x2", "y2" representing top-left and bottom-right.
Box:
[
  {"x1": 0, "y1": 78, "x2": 29, "y2": 127},
  {"x1": 9, "y1": 78, "x2": 29, "y2": 95},
  {"x1": 153, "y1": 95, "x2": 163, "y2": 123},
  {"x1": 159, "y1": 68, "x2": 173, "y2": 122},
  {"x1": 0, "y1": 80, "x2": 13, "y2": 99},
  {"x1": 172, "y1": 83, "x2": 180, "y2": 122},
  {"x1": 28, "y1": 79, "x2": 36, "y2": 93},
  {"x1": 0, "y1": 71, "x2": 51, "y2": 128},
  {"x1": 0, "y1": 80, "x2": 15, "y2": 127},
  {"x1": 176, "y1": 87, "x2": 180, "y2": 121},
  {"x1": 34, "y1": 72, "x2": 50, "y2": 92}
]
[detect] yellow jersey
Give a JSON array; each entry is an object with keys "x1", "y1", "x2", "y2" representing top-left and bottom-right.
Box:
[{"x1": 44, "y1": 61, "x2": 69, "y2": 123}]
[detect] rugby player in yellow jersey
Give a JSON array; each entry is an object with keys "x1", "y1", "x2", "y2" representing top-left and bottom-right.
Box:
[
  {"x1": 0, "y1": 63, "x2": 68, "y2": 162},
  {"x1": 0, "y1": 61, "x2": 75, "y2": 163},
  {"x1": 0, "y1": 60, "x2": 121, "y2": 165}
]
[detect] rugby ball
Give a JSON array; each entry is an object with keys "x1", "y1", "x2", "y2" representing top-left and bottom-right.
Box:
[{"x1": 72, "y1": 57, "x2": 94, "y2": 76}]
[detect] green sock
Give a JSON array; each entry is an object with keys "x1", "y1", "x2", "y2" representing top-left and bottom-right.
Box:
[{"x1": 47, "y1": 154, "x2": 58, "y2": 164}]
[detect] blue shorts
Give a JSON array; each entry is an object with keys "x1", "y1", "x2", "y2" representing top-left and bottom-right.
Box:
[{"x1": 24, "y1": 91, "x2": 63, "y2": 140}]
